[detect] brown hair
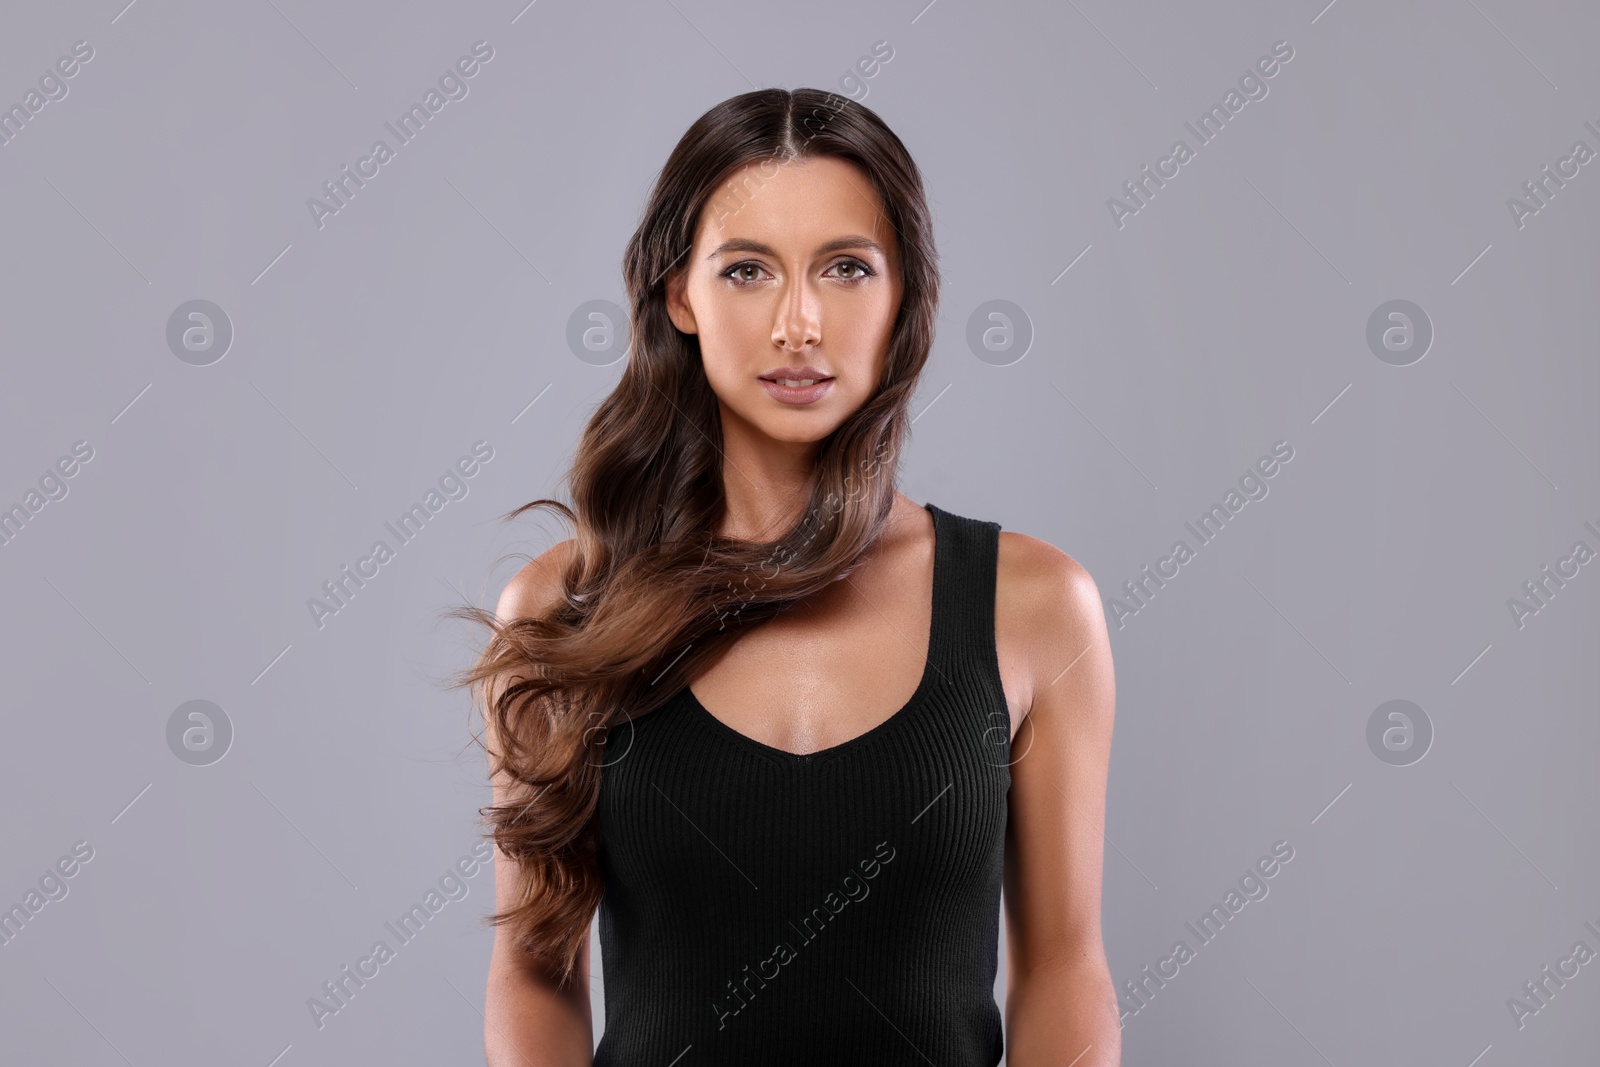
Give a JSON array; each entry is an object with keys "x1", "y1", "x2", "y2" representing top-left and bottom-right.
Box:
[{"x1": 443, "y1": 86, "x2": 940, "y2": 988}]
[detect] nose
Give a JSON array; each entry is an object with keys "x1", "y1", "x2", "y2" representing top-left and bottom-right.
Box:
[{"x1": 771, "y1": 276, "x2": 822, "y2": 351}]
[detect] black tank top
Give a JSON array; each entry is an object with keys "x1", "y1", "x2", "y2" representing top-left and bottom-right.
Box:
[{"x1": 593, "y1": 503, "x2": 1010, "y2": 1066}]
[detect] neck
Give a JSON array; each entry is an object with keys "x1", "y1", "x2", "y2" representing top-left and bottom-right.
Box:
[{"x1": 716, "y1": 408, "x2": 822, "y2": 542}]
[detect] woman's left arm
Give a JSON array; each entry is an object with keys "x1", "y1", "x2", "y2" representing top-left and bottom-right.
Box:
[{"x1": 997, "y1": 534, "x2": 1121, "y2": 1067}]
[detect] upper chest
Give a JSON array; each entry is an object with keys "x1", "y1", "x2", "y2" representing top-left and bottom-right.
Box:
[{"x1": 687, "y1": 533, "x2": 1031, "y2": 758}]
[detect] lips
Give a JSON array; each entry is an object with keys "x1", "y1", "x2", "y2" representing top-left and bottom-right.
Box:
[
  {"x1": 758, "y1": 375, "x2": 834, "y2": 405},
  {"x1": 759, "y1": 365, "x2": 833, "y2": 386}
]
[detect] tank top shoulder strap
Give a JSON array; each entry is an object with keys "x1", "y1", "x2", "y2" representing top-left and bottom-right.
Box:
[{"x1": 926, "y1": 502, "x2": 1003, "y2": 677}]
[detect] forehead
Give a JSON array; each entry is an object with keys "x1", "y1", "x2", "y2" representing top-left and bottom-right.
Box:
[{"x1": 696, "y1": 155, "x2": 894, "y2": 253}]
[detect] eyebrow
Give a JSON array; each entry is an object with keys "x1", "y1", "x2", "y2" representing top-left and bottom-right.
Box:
[{"x1": 704, "y1": 236, "x2": 887, "y2": 261}]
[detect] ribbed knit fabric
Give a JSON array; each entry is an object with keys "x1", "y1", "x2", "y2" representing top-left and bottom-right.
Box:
[{"x1": 593, "y1": 503, "x2": 1010, "y2": 1066}]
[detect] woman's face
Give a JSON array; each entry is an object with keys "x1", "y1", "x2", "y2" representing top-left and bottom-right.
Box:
[{"x1": 666, "y1": 154, "x2": 904, "y2": 448}]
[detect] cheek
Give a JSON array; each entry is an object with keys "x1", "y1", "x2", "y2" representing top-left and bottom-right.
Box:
[
  {"x1": 700, "y1": 358, "x2": 745, "y2": 401},
  {"x1": 692, "y1": 288, "x2": 769, "y2": 358},
  {"x1": 833, "y1": 285, "x2": 898, "y2": 340},
  {"x1": 837, "y1": 314, "x2": 889, "y2": 353},
  {"x1": 831, "y1": 303, "x2": 895, "y2": 374}
]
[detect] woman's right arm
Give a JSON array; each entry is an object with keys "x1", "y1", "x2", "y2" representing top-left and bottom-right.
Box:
[{"x1": 483, "y1": 541, "x2": 596, "y2": 1067}]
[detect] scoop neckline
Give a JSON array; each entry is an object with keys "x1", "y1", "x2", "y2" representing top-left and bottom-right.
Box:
[{"x1": 680, "y1": 502, "x2": 947, "y2": 767}]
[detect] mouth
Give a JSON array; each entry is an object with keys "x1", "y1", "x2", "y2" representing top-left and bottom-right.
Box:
[
  {"x1": 760, "y1": 375, "x2": 832, "y2": 387},
  {"x1": 758, "y1": 365, "x2": 834, "y2": 387},
  {"x1": 758, "y1": 374, "x2": 835, "y2": 405}
]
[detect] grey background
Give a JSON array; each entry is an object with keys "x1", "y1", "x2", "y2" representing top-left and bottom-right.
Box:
[{"x1": 2, "y1": 0, "x2": 1597, "y2": 1063}]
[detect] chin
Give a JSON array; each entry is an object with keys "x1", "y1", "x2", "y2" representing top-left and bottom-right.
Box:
[
  {"x1": 755, "y1": 417, "x2": 839, "y2": 445},
  {"x1": 718, "y1": 389, "x2": 857, "y2": 445}
]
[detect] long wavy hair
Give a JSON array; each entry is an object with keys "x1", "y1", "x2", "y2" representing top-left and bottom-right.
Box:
[{"x1": 443, "y1": 86, "x2": 941, "y2": 988}]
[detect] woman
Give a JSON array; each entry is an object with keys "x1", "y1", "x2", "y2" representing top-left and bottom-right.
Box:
[{"x1": 456, "y1": 87, "x2": 1119, "y2": 1065}]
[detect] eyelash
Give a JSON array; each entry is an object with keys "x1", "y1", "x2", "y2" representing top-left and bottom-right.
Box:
[{"x1": 718, "y1": 258, "x2": 876, "y2": 286}]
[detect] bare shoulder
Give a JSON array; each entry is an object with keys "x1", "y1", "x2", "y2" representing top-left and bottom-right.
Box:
[
  {"x1": 496, "y1": 538, "x2": 579, "y2": 625},
  {"x1": 484, "y1": 539, "x2": 578, "y2": 754},
  {"x1": 996, "y1": 529, "x2": 1101, "y2": 621},
  {"x1": 994, "y1": 529, "x2": 1109, "y2": 718}
]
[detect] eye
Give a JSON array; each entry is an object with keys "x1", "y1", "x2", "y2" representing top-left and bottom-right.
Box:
[
  {"x1": 717, "y1": 257, "x2": 878, "y2": 286},
  {"x1": 828, "y1": 258, "x2": 876, "y2": 282},
  {"x1": 719, "y1": 261, "x2": 767, "y2": 286}
]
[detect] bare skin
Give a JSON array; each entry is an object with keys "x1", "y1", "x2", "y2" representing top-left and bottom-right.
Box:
[
  {"x1": 485, "y1": 155, "x2": 1121, "y2": 1065},
  {"x1": 483, "y1": 559, "x2": 595, "y2": 1067}
]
